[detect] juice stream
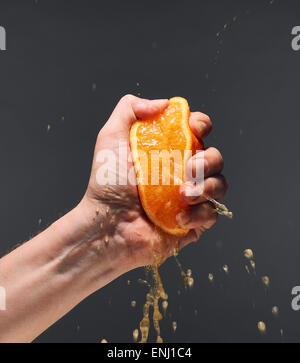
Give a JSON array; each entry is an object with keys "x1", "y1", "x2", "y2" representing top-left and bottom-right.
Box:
[
  {"x1": 138, "y1": 236, "x2": 194, "y2": 343},
  {"x1": 138, "y1": 264, "x2": 168, "y2": 343}
]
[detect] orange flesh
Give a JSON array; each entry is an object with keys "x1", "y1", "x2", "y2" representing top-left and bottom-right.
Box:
[{"x1": 130, "y1": 97, "x2": 203, "y2": 235}]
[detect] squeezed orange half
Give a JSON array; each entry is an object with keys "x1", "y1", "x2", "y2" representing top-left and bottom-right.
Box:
[{"x1": 130, "y1": 97, "x2": 203, "y2": 235}]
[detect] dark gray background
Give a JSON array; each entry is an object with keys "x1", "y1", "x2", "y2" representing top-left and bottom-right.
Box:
[{"x1": 0, "y1": 0, "x2": 299, "y2": 343}]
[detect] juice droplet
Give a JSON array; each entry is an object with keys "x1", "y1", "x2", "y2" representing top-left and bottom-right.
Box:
[
  {"x1": 173, "y1": 246, "x2": 179, "y2": 257},
  {"x1": 100, "y1": 339, "x2": 108, "y2": 343},
  {"x1": 222, "y1": 264, "x2": 229, "y2": 274},
  {"x1": 208, "y1": 273, "x2": 214, "y2": 282},
  {"x1": 257, "y1": 321, "x2": 266, "y2": 334},
  {"x1": 47, "y1": 124, "x2": 51, "y2": 132},
  {"x1": 261, "y1": 276, "x2": 270, "y2": 287},
  {"x1": 280, "y1": 329, "x2": 284, "y2": 336},
  {"x1": 186, "y1": 277, "x2": 194, "y2": 288},
  {"x1": 156, "y1": 335, "x2": 163, "y2": 343},
  {"x1": 133, "y1": 329, "x2": 139, "y2": 342},
  {"x1": 38, "y1": 218, "x2": 42, "y2": 225},
  {"x1": 104, "y1": 233, "x2": 109, "y2": 244},
  {"x1": 139, "y1": 301, "x2": 150, "y2": 343},
  {"x1": 131, "y1": 300, "x2": 136, "y2": 308},
  {"x1": 138, "y1": 278, "x2": 151, "y2": 288},
  {"x1": 162, "y1": 300, "x2": 168, "y2": 315},
  {"x1": 174, "y1": 255, "x2": 194, "y2": 289},
  {"x1": 272, "y1": 306, "x2": 279, "y2": 316},
  {"x1": 172, "y1": 321, "x2": 177, "y2": 332},
  {"x1": 127, "y1": 280, "x2": 131, "y2": 285},
  {"x1": 243, "y1": 249, "x2": 254, "y2": 259},
  {"x1": 245, "y1": 265, "x2": 250, "y2": 274},
  {"x1": 250, "y1": 260, "x2": 256, "y2": 273}
]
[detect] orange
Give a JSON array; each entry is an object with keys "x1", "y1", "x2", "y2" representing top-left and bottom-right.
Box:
[{"x1": 130, "y1": 97, "x2": 203, "y2": 236}]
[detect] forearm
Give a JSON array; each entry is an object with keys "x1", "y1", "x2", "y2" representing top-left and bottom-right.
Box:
[{"x1": 0, "y1": 198, "x2": 130, "y2": 342}]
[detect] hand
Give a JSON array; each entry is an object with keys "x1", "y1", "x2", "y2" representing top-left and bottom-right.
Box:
[
  {"x1": 0, "y1": 95, "x2": 228, "y2": 342},
  {"x1": 79, "y1": 95, "x2": 228, "y2": 270}
]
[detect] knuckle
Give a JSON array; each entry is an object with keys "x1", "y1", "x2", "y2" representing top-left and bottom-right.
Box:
[
  {"x1": 192, "y1": 112, "x2": 212, "y2": 129},
  {"x1": 211, "y1": 147, "x2": 224, "y2": 170},
  {"x1": 211, "y1": 178, "x2": 220, "y2": 196},
  {"x1": 97, "y1": 129, "x2": 104, "y2": 142},
  {"x1": 199, "y1": 112, "x2": 211, "y2": 123},
  {"x1": 202, "y1": 113, "x2": 212, "y2": 127},
  {"x1": 210, "y1": 146, "x2": 221, "y2": 157},
  {"x1": 193, "y1": 111, "x2": 203, "y2": 119},
  {"x1": 120, "y1": 94, "x2": 136, "y2": 104},
  {"x1": 204, "y1": 114, "x2": 212, "y2": 126}
]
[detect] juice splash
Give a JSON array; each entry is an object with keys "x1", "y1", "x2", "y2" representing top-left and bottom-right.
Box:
[
  {"x1": 174, "y1": 254, "x2": 194, "y2": 289},
  {"x1": 138, "y1": 259, "x2": 194, "y2": 342},
  {"x1": 136, "y1": 231, "x2": 196, "y2": 343},
  {"x1": 130, "y1": 244, "x2": 279, "y2": 343},
  {"x1": 138, "y1": 264, "x2": 168, "y2": 343},
  {"x1": 243, "y1": 249, "x2": 283, "y2": 338}
]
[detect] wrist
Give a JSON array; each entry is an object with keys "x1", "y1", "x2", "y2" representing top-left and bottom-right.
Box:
[{"x1": 49, "y1": 197, "x2": 133, "y2": 295}]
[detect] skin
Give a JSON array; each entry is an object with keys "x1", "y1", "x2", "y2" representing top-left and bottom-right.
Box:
[{"x1": 0, "y1": 95, "x2": 228, "y2": 342}]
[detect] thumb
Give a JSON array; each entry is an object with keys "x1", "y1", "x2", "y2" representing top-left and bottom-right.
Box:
[{"x1": 104, "y1": 94, "x2": 169, "y2": 134}]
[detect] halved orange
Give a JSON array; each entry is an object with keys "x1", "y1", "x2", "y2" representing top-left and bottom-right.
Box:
[{"x1": 130, "y1": 97, "x2": 203, "y2": 236}]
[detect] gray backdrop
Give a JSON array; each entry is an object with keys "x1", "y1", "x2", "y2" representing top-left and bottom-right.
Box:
[{"x1": 0, "y1": 0, "x2": 300, "y2": 343}]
